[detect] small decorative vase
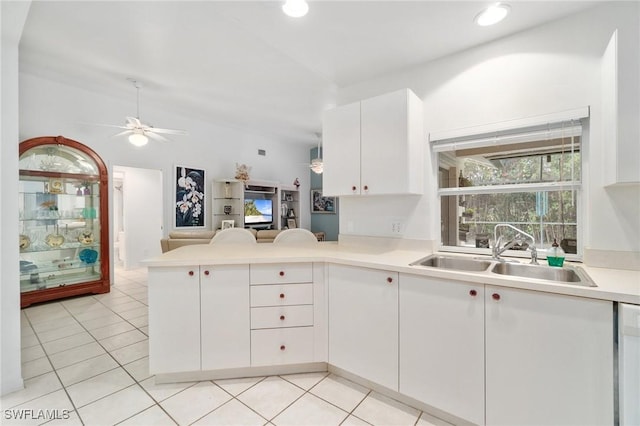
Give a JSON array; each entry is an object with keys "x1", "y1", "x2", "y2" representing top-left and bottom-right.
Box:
[
  {"x1": 224, "y1": 182, "x2": 231, "y2": 198},
  {"x1": 83, "y1": 186, "x2": 91, "y2": 195}
]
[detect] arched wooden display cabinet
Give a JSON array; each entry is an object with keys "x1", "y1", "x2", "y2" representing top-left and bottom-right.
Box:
[{"x1": 19, "y1": 136, "x2": 110, "y2": 307}]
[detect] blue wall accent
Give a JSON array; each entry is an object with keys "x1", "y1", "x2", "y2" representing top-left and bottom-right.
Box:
[{"x1": 309, "y1": 147, "x2": 339, "y2": 241}]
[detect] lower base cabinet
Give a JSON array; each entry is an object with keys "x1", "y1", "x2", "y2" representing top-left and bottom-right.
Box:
[
  {"x1": 329, "y1": 264, "x2": 399, "y2": 391},
  {"x1": 399, "y1": 274, "x2": 614, "y2": 425},
  {"x1": 201, "y1": 265, "x2": 250, "y2": 370},
  {"x1": 149, "y1": 266, "x2": 201, "y2": 374},
  {"x1": 399, "y1": 275, "x2": 485, "y2": 425},
  {"x1": 485, "y1": 285, "x2": 613, "y2": 426}
]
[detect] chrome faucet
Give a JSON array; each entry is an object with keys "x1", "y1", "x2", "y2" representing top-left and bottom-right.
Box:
[{"x1": 492, "y1": 223, "x2": 538, "y2": 264}]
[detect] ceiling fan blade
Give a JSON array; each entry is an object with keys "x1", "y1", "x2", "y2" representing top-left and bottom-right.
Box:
[
  {"x1": 82, "y1": 122, "x2": 131, "y2": 130},
  {"x1": 148, "y1": 127, "x2": 188, "y2": 135},
  {"x1": 126, "y1": 116, "x2": 142, "y2": 127},
  {"x1": 146, "y1": 132, "x2": 171, "y2": 143},
  {"x1": 112, "y1": 130, "x2": 133, "y2": 138}
]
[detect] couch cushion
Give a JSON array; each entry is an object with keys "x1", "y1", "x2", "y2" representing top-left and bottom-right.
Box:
[
  {"x1": 256, "y1": 230, "x2": 280, "y2": 239},
  {"x1": 169, "y1": 231, "x2": 216, "y2": 239}
]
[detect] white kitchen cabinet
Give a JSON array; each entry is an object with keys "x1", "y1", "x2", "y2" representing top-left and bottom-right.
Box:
[
  {"x1": 322, "y1": 88, "x2": 424, "y2": 196},
  {"x1": 485, "y1": 286, "x2": 613, "y2": 426},
  {"x1": 399, "y1": 274, "x2": 485, "y2": 425},
  {"x1": 148, "y1": 266, "x2": 201, "y2": 374},
  {"x1": 602, "y1": 30, "x2": 640, "y2": 186},
  {"x1": 200, "y1": 265, "x2": 250, "y2": 370},
  {"x1": 328, "y1": 264, "x2": 399, "y2": 390},
  {"x1": 249, "y1": 263, "x2": 318, "y2": 367}
]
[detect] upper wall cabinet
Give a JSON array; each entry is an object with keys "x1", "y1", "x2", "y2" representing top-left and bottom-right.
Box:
[
  {"x1": 19, "y1": 136, "x2": 110, "y2": 307},
  {"x1": 322, "y1": 88, "x2": 424, "y2": 196},
  {"x1": 602, "y1": 30, "x2": 640, "y2": 186}
]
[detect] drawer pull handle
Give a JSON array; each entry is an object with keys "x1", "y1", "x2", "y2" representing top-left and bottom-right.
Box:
[
  {"x1": 279, "y1": 271, "x2": 285, "y2": 277},
  {"x1": 492, "y1": 293, "x2": 501, "y2": 301},
  {"x1": 363, "y1": 185, "x2": 369, "y2": 191},
  {"x1": 469, "y1": 289, "x2": 477, "y2": 297},
  {"x1": 352, "y1": 185, "x2": 357, "y2": 192},
  {"x1": 280, "y1": 315, "x2": 285, "y2": 321},
  {"x1": 280, "y1": 345, "x2": 286, "y2": 351},
  {"x1": 188, "y1": 270, "x2": 194, "y2": 276},
  {"x1": 279, "y1": 293, "x2": 285, "y2": 299},
  {"x1": 204, "y1": 270, "x2": 210, "y2": 276},
  {"x1": 387, "y1": 277, "x2": 393, "y2": 283}
]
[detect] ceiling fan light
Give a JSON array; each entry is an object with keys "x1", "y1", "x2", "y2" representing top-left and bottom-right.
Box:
[
  {"x1": 310, "y1": 158, "x2": 324, "y2": 174},
  {"x1": 475, "y1": 3, "x2": 510, "y2": 26},
  {"x1": 129, "y1": 132, "x2": 149, "y2": 147},
  {"x1": 282, "y1": 0, "x2": 308, "y2": 18}
]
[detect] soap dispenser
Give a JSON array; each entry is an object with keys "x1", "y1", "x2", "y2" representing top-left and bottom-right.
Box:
[{"x1": 547, "y1": 238, "x2": 565, "y2": 267}]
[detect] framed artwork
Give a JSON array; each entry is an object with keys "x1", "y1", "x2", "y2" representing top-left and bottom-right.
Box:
[
  {"x1": 311, "y1": 189, "x2": 337, "y2": 214},
  {"x1": 287, "y1": 218, "x2": 297, "y2": 229},
  {"x1": 221, "y1": 220, "x2": 235, "y2": 230},
  {"x1": 175, "y1": 165, "x2": 205, "y2": 228}
]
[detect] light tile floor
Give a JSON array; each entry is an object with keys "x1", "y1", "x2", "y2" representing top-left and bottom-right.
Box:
[{"x1": 2, "y1": 266, "x2": 453, "y2": 426}]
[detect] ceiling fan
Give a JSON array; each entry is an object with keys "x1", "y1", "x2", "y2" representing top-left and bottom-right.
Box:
[
  {"x1": 310, "y1": 133, "x2": 323, "y2": 174},
  {"x1": 104, "y1": 79, "x2": 187, "y2": 147}
]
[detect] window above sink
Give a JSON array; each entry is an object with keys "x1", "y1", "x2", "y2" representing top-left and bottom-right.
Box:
[{"x1": 432, "y1": 108, "x2": 588, "y2": 261}]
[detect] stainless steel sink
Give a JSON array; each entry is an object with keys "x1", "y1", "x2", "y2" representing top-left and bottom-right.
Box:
[
  {"x1": 410, "y1": 255, "x2": 492, "y2": 272},
  {"x1": 490, "y1": 262, "x2": 596, "y2": 287}
]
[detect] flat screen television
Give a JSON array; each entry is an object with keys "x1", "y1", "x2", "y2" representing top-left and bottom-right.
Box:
[{"x1": 244, "y1": 198, "x2": 273, "y2": 226}]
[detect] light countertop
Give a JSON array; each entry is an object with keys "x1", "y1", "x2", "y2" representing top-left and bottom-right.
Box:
[{"x1": 143, "y1": 241, "x2": 640, "y2": 304}]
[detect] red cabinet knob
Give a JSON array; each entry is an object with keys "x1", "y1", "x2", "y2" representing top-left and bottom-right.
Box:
[
  {"x1": 492, "y1": 293, "x2": 501, "y2": 301},
  {"x1": 280, "y1": 315, "x2": 285, "y2": 321},
  {"x1": 279, "y1": 271, "x2": 285, "y2": 277},
  {"x1": 279, "y1": 293, "x2": 285, "y2": 299},
  {"x1": 204, "y1": 270, "x2": 210, "y2": 276},
  {"x1": 280, "y1": 345, "x2": 286, "y2": 351},
  {"x1": 188, "y1": 270, "x2": 194, "y2": 276},
  {"x1": 469, "y1": 289, "x2": 477, "y2": 296},
  {"x1": 352, "y1": 185, "x2": 357, "y2": 192},
  {"x1": 387, "y1": 277, "x2": 393, "y2": 283}
]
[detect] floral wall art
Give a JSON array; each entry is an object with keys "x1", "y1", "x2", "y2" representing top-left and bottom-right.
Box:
[{"x1": 175, "y1": 166, "x2": 205, "y2": 228}]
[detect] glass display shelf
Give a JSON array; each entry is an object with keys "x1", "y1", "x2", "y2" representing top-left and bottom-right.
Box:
[{"x1": 20, "y1": 263, "x2": 102, "y2": 293}]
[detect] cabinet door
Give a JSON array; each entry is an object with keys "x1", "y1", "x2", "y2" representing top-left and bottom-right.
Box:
[
  {"x1": 148, "y1": 266, "x2": 201, "y2": 374},
  {"x1": 328, "y1": 264, "x2": 398, "y2": 390},
  {"x1": 485, "y1": 286, "x2": 613, "y2": 426},
  {"x1": 322, "y1": 101, "x2": 361, "y2": 196},
  {"x1": 201, "y1": 265, "x2": 250, "y2": 370},
  {"x1": 361, "y1": 89, "x2": 423, "y2": 195},
  {"x1": 399, "y1": 275, "x2": 484, "y2": 425}
]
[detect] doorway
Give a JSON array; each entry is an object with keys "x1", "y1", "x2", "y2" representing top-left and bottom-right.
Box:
[{"x1": 112, "y1": 166, "x2": 163, "y2": 269}]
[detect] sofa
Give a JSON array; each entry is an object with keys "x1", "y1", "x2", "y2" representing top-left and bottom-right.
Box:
[{"x1": 160, "y1": 229, "x2": 283, "y2": 252}]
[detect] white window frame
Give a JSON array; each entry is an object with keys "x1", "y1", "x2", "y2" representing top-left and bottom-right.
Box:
[{"x1": 431, "y1": 107, "x2": 589, "y2": 261}]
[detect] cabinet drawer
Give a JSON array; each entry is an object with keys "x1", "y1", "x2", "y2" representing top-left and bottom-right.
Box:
[
  {"x1": 251, "y1": 327, "x2": 314, "y2": 366},
  {"x1": 251, "y1": 283, "x2": 313, "y2": 307},
  {"x1": 251, "y1": 305, "x2": 313, "y2": 329},
  {"x1": 250, "y1": 263, "x2": 312, "y2": 285}
]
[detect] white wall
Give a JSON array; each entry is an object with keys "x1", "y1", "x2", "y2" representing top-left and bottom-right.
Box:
[
  {"x1": 1, "y1": 0, "x2": 31, "y2": 396},
  {"x1": 336, "y1": 2, "x2": 640, "y2": 253},
  {"x1": 19, "y1": 73, "x2": 313, "y2": 240}
]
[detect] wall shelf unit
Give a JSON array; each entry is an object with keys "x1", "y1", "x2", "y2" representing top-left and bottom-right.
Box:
[{"x1": 212, "y1": 179, "x2": 299, "y2": 231}]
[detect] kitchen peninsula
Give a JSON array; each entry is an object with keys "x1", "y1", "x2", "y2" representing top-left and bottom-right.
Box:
[{"x1": 144, "y1": 240, "x2": 639, "y2": 426}]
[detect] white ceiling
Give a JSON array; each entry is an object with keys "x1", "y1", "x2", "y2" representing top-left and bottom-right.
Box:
[{"x1": 19, "y1": 1, "x2": 600, "y2": 145}]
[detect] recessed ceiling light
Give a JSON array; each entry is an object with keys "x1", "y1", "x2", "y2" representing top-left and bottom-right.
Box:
[
  {"x1": 282, "y1": 0, "x2": 309, "y2": 18},
  {"x1": 475, "y1": 3, "x2": 510, "y2": 26}
]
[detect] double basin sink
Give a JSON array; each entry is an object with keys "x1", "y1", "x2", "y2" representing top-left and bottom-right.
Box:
[{"x1": 410, "y1": 254, "x2": 596, "y2": 287}]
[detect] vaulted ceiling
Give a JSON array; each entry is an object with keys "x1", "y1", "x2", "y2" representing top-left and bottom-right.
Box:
[{"x1": 19, "y1": 1, "x2": 599, "y2": 144}]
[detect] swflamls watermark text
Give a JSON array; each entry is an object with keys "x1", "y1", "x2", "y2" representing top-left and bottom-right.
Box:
[{"x1": 3, "y1": 408, "x2": 71, "y2": 420}]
